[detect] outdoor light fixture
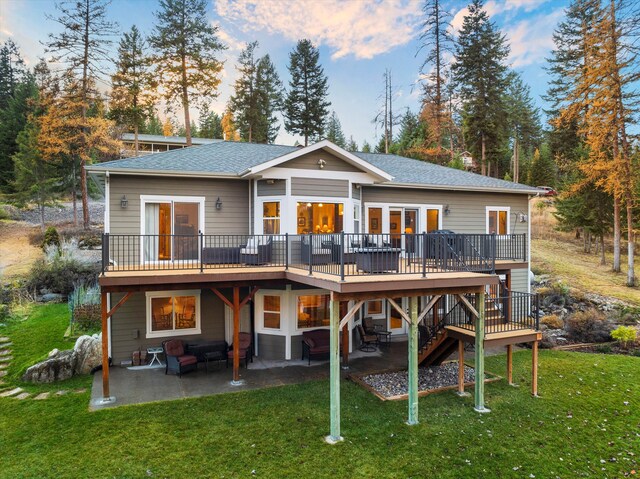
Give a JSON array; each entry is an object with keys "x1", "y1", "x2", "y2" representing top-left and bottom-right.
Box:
[
  {"x1": 266, "y1": 179, "x2": 275, "y2": 184},
  {"x1": 444, "y1": 205, "x2": 450, "y2": 216},
  {"x1": 120, "y1": 195, "x2": 128, "y2": 209},
  {"x1": 317, "y1": 158, "x2": 326, "y2": 169},
  {"x1": 216, "y1": 197, "x2": 223, "y2": 210},
  {"x1": 518, "y1": 212, "x2": 528, "y2": 223}
]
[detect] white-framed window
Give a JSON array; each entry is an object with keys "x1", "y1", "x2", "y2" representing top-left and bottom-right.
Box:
[
  {"x1": 365, "y1": 299, "x2": 385, "y2": 319},
  {"x1": 145, "y1": 290, "x2": 201, "y2": 338},
  {"x1": 486, "y1": 207, "x2": 510, "y2": 235},
  {"x1": 263, "y1": 294, "x2": 282, "y2": 330},
  {"x1": 140, "y1": 195, "x2": 205, "y2": 262},
  {"x1": 262, "y1": 201, "x2": 281, "y2": 234},
  {"x1": 296, "y1": 292, "x2": 331, "y2": 330},
  {"x1": 353, "y1": 201, "x2": 361, "y2": 234}
]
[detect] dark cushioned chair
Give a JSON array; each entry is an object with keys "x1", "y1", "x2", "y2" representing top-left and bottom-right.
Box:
[
  {"x1": 162, "y1": 339, "x2": 198, "y2": 377},
  {"x1": 226, "y1": 332, "x2": 252, "y2": 368},
  {"x1": 356, "y1": 324, "x2": 378, "y2": 352},
  {"x1": 301, "y1": 329, "x2": 342, "y2": 365}
]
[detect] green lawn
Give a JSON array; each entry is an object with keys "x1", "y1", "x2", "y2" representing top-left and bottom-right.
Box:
[
  {"x1": 0, "y1": 303, "x2": 92, "y2": 393},
  {"x1": 1, "y1": 346, "x2": 639, "y2": 478}
]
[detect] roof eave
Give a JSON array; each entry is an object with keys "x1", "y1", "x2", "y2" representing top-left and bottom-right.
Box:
[
  {"x1": 85, "y1": 166, "x2": 241, "y2": 179},
  {"x1": 377, "y1": 181, "x2": 542, "y2": 195}
]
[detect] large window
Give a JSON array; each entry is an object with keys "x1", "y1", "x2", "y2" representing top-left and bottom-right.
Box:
[
  {"x1": 426, "y1": 208, "x2": 439, "y2": 232},
  {"x1": 263, "y1": 295, "x2": 281, "y2": 329},
  {"x1": 146, "y1": 290, "x2": 200, "y2": 338},
  {"x1": 487, "y1": 208, "x2": 509, "y2": 235},
  {"x1": 368, "y1": 207, "x2": 382, "y2": 233},
  {"x1": 297, "y1": 294, "x2": 330, "y2": 329},
  {"x1": 142, "y1": 196, "x2": 203, "y2": 262},
  {"x1": 296, "y1": 202, "x2": 343, "y2": 234},
  {"x1": 263, "y1": 202, "x2": 280, "y2": 234}
]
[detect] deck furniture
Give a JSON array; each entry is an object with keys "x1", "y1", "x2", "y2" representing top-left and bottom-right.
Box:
[
  {"x1": 185, "y1": 340, "x2": 228, "y2": 363},
  {"x1": 202, "y1": 246, "x2": 241, "y2": 264},
  {"x1": 301, "y1": 237, "x2": 333, "y2": 265},
  {"x1": 146, "y1": 347, "x2": 164, "y2": 367},
  {"x1": 363, "y1": 317, "x2": 391, "y2": 347},
  {"x1": 226, "y1": 332, "x2": 252, "y2": 368},
  {"x1": 356, "y1": 324, "x2": 378, "y2": 352},
  {"x1": 162, "y1": 339, "x2": 198, "y2": 377},
  {"x1": 302, "y1": 329, "x2": 342, "y2": 364},
  {"x1": 240, "y1": 237, "x2": 273, "y2": 265},
  {"x1": 204, "y1": 350, "x2": 225, "y2": 371},
  {"x1": 354, "y1": 247, "x2": 401, "y2": 273}
]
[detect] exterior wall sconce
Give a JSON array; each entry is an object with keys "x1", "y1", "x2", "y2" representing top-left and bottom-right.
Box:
[
  {"x1": 518, "y1": 213, "x2": 528, "y2": 223},
  {"x1": 266, "y1": 179, "x2": 275, "y2": 184},
  {"x1": 120, "y1": 195, "x2": 128, "y2": 208},
  {"x1": 216, "y1": 197, "x2": 223, "y2": 210},
  {"x1": 318, "y1": 158, "x2": 326, "y2": 169},
  {"x1": 444, "y1": 205, "x2": 450, "y2": 216}
]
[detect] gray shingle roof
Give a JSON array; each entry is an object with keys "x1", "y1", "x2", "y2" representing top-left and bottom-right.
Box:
[
  {"x1": 121, "y1": 133, "x2": 221, "y2": 145},
  {"x1": 89, "y1": 141, "x2": 539, "y2": 194}
]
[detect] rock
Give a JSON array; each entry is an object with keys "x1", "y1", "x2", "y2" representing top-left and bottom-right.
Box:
[
  {"x1": 48, "y1": 348, "x2": 59, "y2": 358},
  {"x1": 38, "y1": 293, "x2": 65, "y2": 303},
  {"x1": 74, "y1": 334, "x2": 102, "y2": 374},
  {"x1": 22, "y1": 350, "x2": 77, "y2": 383}
]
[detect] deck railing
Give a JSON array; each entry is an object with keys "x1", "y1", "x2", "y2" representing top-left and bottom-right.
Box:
[
  {"x1": 442, "y1": 291, "x2": 540, "y2": 333},
  {"x1": 101, "y1": 232, "x2": 527, "y2": 277}
]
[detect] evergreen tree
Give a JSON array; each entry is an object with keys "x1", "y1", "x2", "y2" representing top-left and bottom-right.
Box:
[
  {"x1": 150, "y1": 0, "x2": 226, "y2": 146},
  {"x1": 143, "y1": 114, "x2": 163, "y2": 135},
  {"x1": 109, "y1": 25, "x2": 158, "y2": 156},
  {"x1": 45, "y1": 0, "x2": 118, "y2": 229},
  {"x1": 361, "y1": 141, "x2": 372, "y2": 153},
  {"x1": 346, "y1": 136, "x2": 358, "y2": 152},
  {"x1": 528, "y1": 145, "x2": 556, "y2": 187},
  {"x1": 324, "y1": 111, "x2": 346, "y2": 148},
  {"x1": 198, "y1": 104, "x2": 223, "y2": 139},
  {"x1": 221, "y1": 109, "x2": 240, "y2": 141},
  {"x1": 0, "y1": 39, "x2": 26, "y2": 109},
  {"x1": 284, "y1": 39, "x2": 330, "y2": 146},
  {"x1": 394, "y1": 109, "x2": 428, "y2": 159},
  {"x1": 452, "y1": 0, "x2": 510, "y2": 177},
  {"x1": 255, "y1": 54, "x2": 283, "y2": 143}
]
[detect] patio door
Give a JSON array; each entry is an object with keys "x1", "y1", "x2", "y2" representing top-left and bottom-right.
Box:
[
  {"x1": 390, "y1": 208, "x2": 419, "y2": 255},
  {"x1": 388, "y1": 297, "x2": 407, "y2": 335},
  {"x1": 144, "y1": 200, "x2": 201, "y2": 263}
]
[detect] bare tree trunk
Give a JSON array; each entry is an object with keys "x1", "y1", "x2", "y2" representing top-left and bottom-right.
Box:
[
  {"x1": 613, "y1": 197, "x2": 621, "y2": 272},
  {"x1": 80, "y1": 0, "x2": 90, "y2": 230},
  {"x1": 626, "y1": 197, "x2": 635, "y2": 286},
  {"x1": 181, "y1": 52, "x2": 192, "y2": 146},
  {"x1": 40, "y1": 203, "x2": 45, "y2": 233},
  {"x1": 600, "y1": 234, "x2": 606, "y2": 265},
  {"x1": 72, "y1": 160, "x2": 78, "y2": 226},
  {"x1": 481, "y1": 134, "x2": 486, "y2": 176}
]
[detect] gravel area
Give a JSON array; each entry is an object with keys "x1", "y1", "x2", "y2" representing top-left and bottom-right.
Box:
[
  {"x1": 359, "y1": 362, "x2": 478, "y2": 398},
  {"x1": 16, "y1": 201, "x2": 104, "y2": 226}
]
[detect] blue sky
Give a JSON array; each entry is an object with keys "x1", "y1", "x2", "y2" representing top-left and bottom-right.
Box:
[{"x1": 0, "y1": 0, "x2": 570, "y2": 147}]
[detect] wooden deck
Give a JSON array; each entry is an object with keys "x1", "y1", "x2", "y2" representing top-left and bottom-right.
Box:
[{"x1": 445, "y1": 324, "x2": 542, "y2": 347}]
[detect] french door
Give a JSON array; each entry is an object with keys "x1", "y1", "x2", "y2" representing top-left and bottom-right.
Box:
[
  {"x1": 143, "y1": 200, "x2": 201, "y2": 262},
  {"x1": 390, "y1": 208, "x2": 419, "y2": 254},
  {"x1": 388, "y1": 297, "x2": 408, "y2": 335}
]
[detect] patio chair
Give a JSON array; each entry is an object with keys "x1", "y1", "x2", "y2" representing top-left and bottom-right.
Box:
[
  {"x1": 240, "y1": 236, "x2": 273, "y2": 265},
  {"x1": 162, "y1": 339, "x2": 198, "y2": 377},
  {"x1": 356, "y1": 324, "x2": 378, "y2": 352},
  {"x1": 226, "y1": 332, "x2": 252, "y2": 368},
  {"x1": 363, "y1": 317, "x2": 391, "y2": 346},
  {"x1": 301, "y1": 237, "x2": 333, "y2": 265}
]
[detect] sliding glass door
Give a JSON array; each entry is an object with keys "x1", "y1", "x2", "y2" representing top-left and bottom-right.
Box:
[{"x1": 144, "y1": 200, "x2": 201, "y2": 262}]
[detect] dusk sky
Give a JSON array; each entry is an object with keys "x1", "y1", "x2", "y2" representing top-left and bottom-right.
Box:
[{"x1": 0, "y1": 0, "x2": 570, "y2": 147}]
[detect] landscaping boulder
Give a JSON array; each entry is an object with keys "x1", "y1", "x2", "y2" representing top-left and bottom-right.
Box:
[
  {"x1": 22, "y1": 349, "x2": 77, "y2": 383},
  {"x1": 74, "y1": 333, "x2": 102, "y2": 374}
]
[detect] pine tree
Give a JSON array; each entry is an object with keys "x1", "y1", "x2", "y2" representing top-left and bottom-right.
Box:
[
  {"x1": 324, "y1": 111, "x2": 346, "y2": 148},
  {"x1": 284, "y1": 39, "x2": 330, "y2": 146},
  {"x1": 198, "y1": 104, "x2": 223, "y2": 139},
  {"x1": 395, "y1": 109, "x2": 428, "y2": 159},
  {"x1": 109, "y1": 25, "x2": 158, "y2": 157},
  {"x1": 229, "y1": 42, "x2": 260, "y2": 143},
  {"x1": 143, "y1": 114, "x2": 163, "y2": 135},
  {"x1": 418, "y1": 0, "x2": 453, "y2": 153},
  {"x1": 453, "y1": 0, "x2": 510, "y2": 177},
  {"x1": 0, "y1": 39, "x2": 26, "y2": 109},
  {"x1": 45, "y1": 0, "x2": 118, "y2": 229},
  {"x1": 346, "y1": 136, "x2": 358, "y2": 152},
  {"x1": 528, "y1": 145, "x2": 556, "y2": 187},
  {"x1": 255, "y1": 54, "x2": 283, "y2": 143},
  {"x1": 361, "y1": 141, "x2": 372, "y2": 153},
  {"x1": 150, "y1": 0, "x2": 225, "y2": 146}
]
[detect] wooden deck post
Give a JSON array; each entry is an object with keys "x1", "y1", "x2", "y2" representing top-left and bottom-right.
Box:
[
  {"x1": 474, "y1": 290, "x2": 490, "y2": 413},
  {"x1": 407, "y1": 296, "x2": 419, "y2": 425},
  {"x1": 507, "y1": 344, "x2": 514, "y2": 386},
  {"x1": 341, "y1": 302, "x2": 349, "y2": 369},
  {"x1": 100, "y1": 291, "x2": 111, "y2": 402},
  {"x1": 327, "y1": 294, "x2": 343, "y2": 443},
  {"x1": 532, "y1": 340, "x2": 539, "y2": 397},
  {"x1": 457, "y1": 339, "x2": 469, "y2": 396},
  {"x1": 232, "y1": 286, "x2": 241, "y2": 384}
]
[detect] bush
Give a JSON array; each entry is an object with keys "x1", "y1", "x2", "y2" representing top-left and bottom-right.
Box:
[
  {"x1": 42, "y1": 226, "x2": 60, "y2": 250},
  {"x1": 611, "y1": 326, "x2": 638, "y2": 349},
  {"x1": 596, "y1": 344, "x2": 612, "y2": 354},
  {"x1": 68, "y1": 283, "x2": 101, "y2": 333},
  {"x1": 566, "y1": 309, "x2": 613, "y2": 343},
  {"x1": 541, "y1": 314, "x2": 563, "y2": 329},
  {"x1": 0, "y1": 204, "x2": 9, "y2": 220}
]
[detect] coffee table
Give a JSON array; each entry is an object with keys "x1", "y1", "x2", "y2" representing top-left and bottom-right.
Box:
[{"x1": 204, "y1": 350, "x2": 225, "y2": 372}]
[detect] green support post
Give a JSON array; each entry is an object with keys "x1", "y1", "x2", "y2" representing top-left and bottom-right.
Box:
[
  {"x1": 326, "y1": 297, "x2": 343, "y2": 443},
  {"x1": 474, "y1": 291, "x2": 490, "y2": 413},
  {"x1": 407, "y1": 296, "x2": 419, "y2": 425}
]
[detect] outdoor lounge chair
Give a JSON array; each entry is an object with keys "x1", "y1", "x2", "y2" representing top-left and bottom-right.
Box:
[
  {"x1": 162, "y1": 339, "x2": 198, "y2": 377},
  {"x1": 356, "y1": 324, "x2": 378, "y2": 352},
  {"x1": 240, "y1": 236, "x2": 273, "y2": 265},
  {"x1": 301, "y1": 329, "x2": 343, "y2": 364},
  {"x1": 301, "y1": 237, "x2": 333, "y2": 265},
  {"x1": 363, "y1": 317, "x2": 391, "y2": 345},
  {"x1": 226, "y1": 332, "x2": 252, "y2": 368}
]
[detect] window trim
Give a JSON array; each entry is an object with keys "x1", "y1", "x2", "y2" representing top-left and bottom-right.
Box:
[
  {"x1": 486, "y1": 206, "x2": 511, "y2": 235},
  {"x1": 145, "y1": 289, "x2": 201, "y2": 339},
  {"x1": 295, "y1": 291, "x2": 332, "y2": 332},
  {"x1": 365, "y1": 299, "x2": 386, "y2": 319},
  {"x1": 262, "y1": 294, "x2": 283, "y2": 331},
  {"x1": 262, "y1": 200, "x2": 281, "y2": 235}
]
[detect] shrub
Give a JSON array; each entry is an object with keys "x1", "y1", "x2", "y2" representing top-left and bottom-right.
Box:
[
  {"x1": 611, "y1": 326, "x2": 638, "y2": 349},
  {"x1": 68, "y1": 282, "x2": 101, "y2": 333},
  {"x1": 42, "y1": 226, "x2": 60, "y2": 250},
  {"x1": 0, "y1": 204, "x2": 9, "y2": 220},
  {"x1": 617, "y1": 307, "x2": 640, "y2": 326},
  {"x1": 596, "y1": 344, "x2": 612, "y2": 354},
  {"x1": 566, "y1": 309, "x2": 613, "y2": 343},
  {"x1": 27, "y1": 255, "x2": 99, "y2": 297},
  {"x1": 541, "y1": 314, "x2": 563, "y2": 329}
]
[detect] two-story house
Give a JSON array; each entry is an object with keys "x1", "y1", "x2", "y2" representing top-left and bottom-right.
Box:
[{"x1": 87, "y1": 139, "x2": 542, "y2": 442}]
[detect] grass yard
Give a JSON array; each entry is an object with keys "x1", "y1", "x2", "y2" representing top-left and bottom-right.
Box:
[
  {"x1": 0, "y1": 348, "x2": 638, "y2": 478},
  {"x1": 0, "y1": 303, "x2": 92, "y2": 393}
]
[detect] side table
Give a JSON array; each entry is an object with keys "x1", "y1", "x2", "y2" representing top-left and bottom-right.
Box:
[{"x1": 147, "y1": 347, "x2": 164, "y2": 367}]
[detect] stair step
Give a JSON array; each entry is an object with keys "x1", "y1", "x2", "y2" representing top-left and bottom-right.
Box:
[
  {"x1": 0, "y1": 356, "x2": 13, "y2": 363},
  {"x1": 15, "y1": 392, "x2": 31, "y2": 400},
  {"x1": 34, "y1": 392, "x2": 50, "y2": 400},
  {"x1": 0, "y1": 387, "x2": 23, "y2": 398}
]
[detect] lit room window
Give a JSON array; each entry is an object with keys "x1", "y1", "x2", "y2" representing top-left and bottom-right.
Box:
[
  {"x1": 147, "y1": 291, "x2": 200, "y2": 337},
  {"x1": 426, "y1": 208, "x2": 439, "y2": 232},
  {"x1": 368, "y1": 207, "x2": 382, "y2": 234},
  {"x1": 263, "y1": 202, "x2": 281, "y2": 234},
  {"x1": 487, "y1": 209, "x2": 509, "y2": 234},
  {"x1": 263, "y1": 295, "x2": 281, "y2": 329},
  {"x1": 296, "y1": 202, "x2": 344, "y2": 234},
  {"x1": 297, "y1": 294, "x2": 330, "y2": 329}
]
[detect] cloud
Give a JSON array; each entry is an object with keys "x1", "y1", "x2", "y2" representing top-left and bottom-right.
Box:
[
  {"x1": 215, "y1": 0, "x2": 422, "y2": 60},
  {"x1": 507, "y1": 9, "x2": 564, "y2": 67},
  {"x1": 450, "y1": 0, "x2": 551, "y2": 34}
]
